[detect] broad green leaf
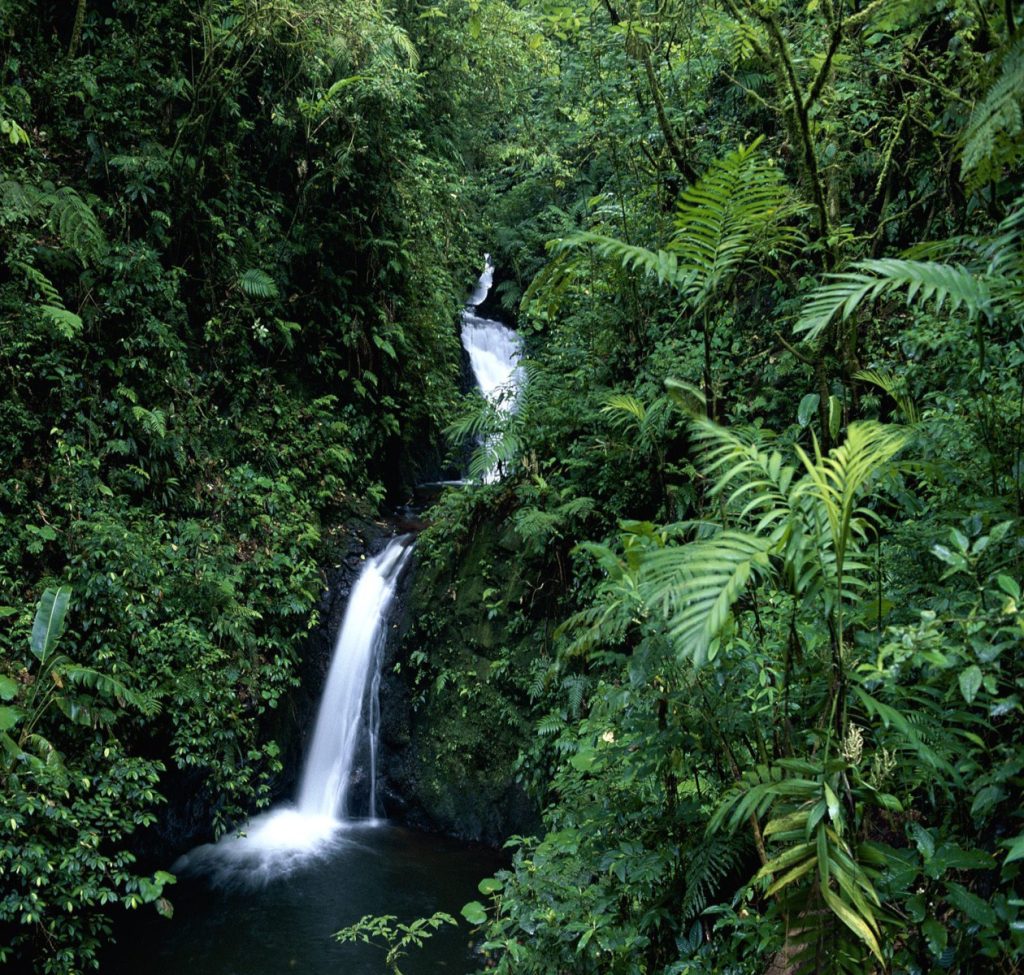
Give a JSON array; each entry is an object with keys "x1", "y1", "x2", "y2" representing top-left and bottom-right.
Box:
[
  {"x1": 797, "y1": 393, "x2": 819, "y2": 428},
  {"x1": 1001, "y1": 832, "x2": 1024, "y2": 864},
  {"x1": 460, "y1": 901, "x2": 487, "y2": 925},
  {"x1": 478, "y1": 877, "x2": 503, "y2": 895},
  {"x1": 30, "y1": 587, "x2": 71, "y2": 664},
  {"x1": 0, "y1": 706, "x2": 22, "y2": 731},
  {"x1": 946, "y1": 881, "x2": 997, "y2": 926},
  {"x1": 959, "y1": 665, "x2": 983, "y2": 705},
  {"x1": 922, "y1": 918, "x2": 947, "y2": 956},
  {"x1": 996, "y1": 574, "x2": 1020, "y2": 600},
  {"x1": 908, "y1": 822, "x2": 935, "y2": 860},
  {"x1": 570, "y1": 747, "x2": 597, "y2": 772},
  {"x1": 0, "y1": 675, "x2": 17, "y2": 701},
  {"x1": 828, "y1": 395, "x2": 842, "y2": 439},
  {"x1": 824, "y1": 782, "x2": 841, "y2": 823}
]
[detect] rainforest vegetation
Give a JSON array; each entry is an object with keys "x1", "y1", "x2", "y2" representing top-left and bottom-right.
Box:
[{"x1": 1, "y1": 0, "x2": 1023, "y2": 972}]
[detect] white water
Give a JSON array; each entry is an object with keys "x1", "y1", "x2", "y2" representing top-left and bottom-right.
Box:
[
  {"x1": 460, "y1": 256, "x2": 523, "y2": 481},
  {"x1": 297, "y1": 537, "x2": 412, "y2": 818},
  {"x1": 174, "y1": 536, "x2": 414, "y2": 885}
]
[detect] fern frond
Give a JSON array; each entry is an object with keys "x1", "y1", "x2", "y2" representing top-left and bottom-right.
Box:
[
  {"x1": 680, "y1": 835, "x2": 747, "y2": 921},
  {"x1": 2, "y1": 181, "x2": 107, "y2": 263},
  {"x1": 554, "y1": 231, "x2": 689, "y2": 289},
  {"x1": 49, "y1": 187, "x2": 108, "y2": 263},
  {"x1": 238, "y1": 268, "x2": 280, "y2": 299},
  {"x1": 795, "y1": 258, "x2": 992, "y2": 342},
  {"x1": 62, "y1": 665, "x2": 161, "y2": 716},
  {"x1": 40, "y1": 305, "x2": 84, "y2": 338},
  {"x1": 445, "y1": 394, "x2": 502, "y2": 445},
  {"x1": 537, "y1": 712, "x2": 565, "y2": 736},
  {"x1": 0, "y1": 179, "x2": 45, "y2": 217},
  {"x1": 562, "y1": 674, "x2": 588, "y2": 717},
  {"x1": 467, "y1": 431, "x2": 522, "y2": 483},
  {"x1": 14, "y1": 262, "x2": 63, "y2": 306},
  {"x1": 551, "y1": 142, "x2": 801, "y2": 310}
]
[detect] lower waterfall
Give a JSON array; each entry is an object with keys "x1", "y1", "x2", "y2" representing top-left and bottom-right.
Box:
[
  {"x1": 173, "y1": 536, "x2": 414, "y2": 885},
  {"x1": 297, "y1": 536, "x2": 414, "y2": 820}
]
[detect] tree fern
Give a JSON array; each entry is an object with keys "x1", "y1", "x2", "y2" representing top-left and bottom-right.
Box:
[
  {"x1": 961, "y1": 36, "x2": 1024, "y2": 191},
  {"x1": 795, "y1": 258, "x2": 993, "y2": 342}
]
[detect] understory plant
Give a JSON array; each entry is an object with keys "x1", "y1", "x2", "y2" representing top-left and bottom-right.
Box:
[{"x1": 466, "y1": 405, "x2": 1024, "y2": 973}]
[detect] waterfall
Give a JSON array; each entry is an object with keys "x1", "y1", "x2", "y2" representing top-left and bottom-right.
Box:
[
  {"x1": 174, "y1": 535, "x2": 414, "y2": 884},
  {"x1": 297, "y1": 537, "x2": 413, "y2": 819},
  {"x1": 460, "y1": 257, "x2": 523, "y2": 481}
]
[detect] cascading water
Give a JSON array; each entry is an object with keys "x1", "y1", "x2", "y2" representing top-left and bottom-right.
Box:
[
  {"x1": 174, "y1": 535, "x2": 414, "y2": 885},
  {"x1": 460, "y1": 256, "x2": 523, "y2": 481},
  {"x1": 106, "y1": 264, "x2": 516, "y2": 974},
  {"x1": 297, "y1": 537, "x2": 413, "y2": 819}
]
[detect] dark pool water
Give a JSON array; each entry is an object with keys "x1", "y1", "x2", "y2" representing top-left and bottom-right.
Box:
[{"x1": 102, "y1": 823, "x2": 503, "y2": 975}]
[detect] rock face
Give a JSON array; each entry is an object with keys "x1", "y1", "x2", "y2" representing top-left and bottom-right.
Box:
[{"x1": 377, "y1": 519, "x2": 543, "y2": 847}]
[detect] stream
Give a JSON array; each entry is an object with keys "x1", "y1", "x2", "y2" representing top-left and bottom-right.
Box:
[{"x1": 101, "y1": 260, "x2": 519, "y2": 974}]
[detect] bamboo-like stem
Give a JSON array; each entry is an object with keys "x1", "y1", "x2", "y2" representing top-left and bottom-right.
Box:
[{"x1": 69, "y1": 0, "x2": 87, "y2": 57}]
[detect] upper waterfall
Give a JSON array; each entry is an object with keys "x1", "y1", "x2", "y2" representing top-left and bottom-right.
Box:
[{"x1": 460, "y1": 257, "x2": 523, "y2": 481}]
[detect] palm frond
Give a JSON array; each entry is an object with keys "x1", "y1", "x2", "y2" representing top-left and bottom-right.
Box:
[
  {"x1": 853, "y1": 368, "x2": 920, "y2": 423},
  {"x1": 601, "y1": 393, "x2": 647, "y2": 427},
  {"x1": 793, "y1": 422, "x2": 910, "y2": 571},
  {"x1": 640, "y1": 529, "x2": 775, "y2": 665},
  {"x1": 554, "y1": 231, "x2": 689, "y2": 289},
  {"x1": 689, "y1": 417, "x2": 795, "y2": 532},
  {"x1": 553, "y1": 141, "x2": 801, "y2": 305},
  {"x1": 670, "y1": 139, "x2": 802, "y2": 302}
]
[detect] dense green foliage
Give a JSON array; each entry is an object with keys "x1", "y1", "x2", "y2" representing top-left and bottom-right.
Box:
[
  {"x1": 411, "y1": 0, "x2": 1024, "y2": 973},
  {"x1": 3, "y1": 0, "x2": 1024, "y2": 972}
]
